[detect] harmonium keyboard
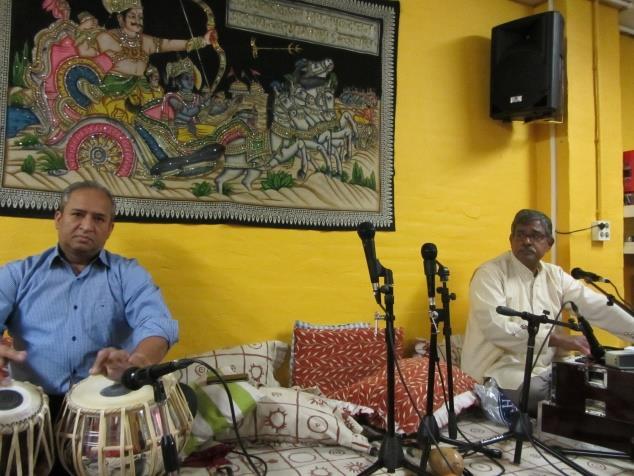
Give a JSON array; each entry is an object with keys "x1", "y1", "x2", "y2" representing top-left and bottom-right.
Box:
[{"x1": 539, "y1": 360, "x2": 634, "y2": 455}]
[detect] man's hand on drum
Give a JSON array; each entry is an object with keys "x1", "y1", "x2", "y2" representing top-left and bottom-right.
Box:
[
  {"x1": 89, "y1": 347, "x2": 135, "y2": 383},
  {"x1": 90, "y1": 347, "x2": 154, "y2": 383},
  {"x1": 0, "y1": 337, "x2": 27, "y2": 385}
]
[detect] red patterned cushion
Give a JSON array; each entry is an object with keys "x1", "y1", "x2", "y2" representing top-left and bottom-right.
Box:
[
  {"x1": 329, "y1": 357, "x2": 477, "y2": 434},
  {"x1": 292, "y1": 327, "x2": 404, "y2": 395}
]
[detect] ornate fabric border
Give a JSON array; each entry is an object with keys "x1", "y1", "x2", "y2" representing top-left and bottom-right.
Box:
[{"x1": 0, "y1": 0, "x2": 398, "y2": 229}]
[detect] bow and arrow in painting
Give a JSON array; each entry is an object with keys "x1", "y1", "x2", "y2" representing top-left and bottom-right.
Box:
[{"x1": 4, "y1": 0, "x2": 393, "y2": 228}]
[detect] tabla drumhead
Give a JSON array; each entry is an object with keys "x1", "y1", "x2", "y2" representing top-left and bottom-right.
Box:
[
  {"x1": 0, "y1": 381, "x2": 43, "y2": 429},
  {"x1": 67, "y1": 374, "x2": 169, "y2": 410}
]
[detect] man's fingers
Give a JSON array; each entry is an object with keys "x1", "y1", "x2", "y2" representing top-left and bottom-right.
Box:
[
  {"x1": 90, "y1": 348, "x2": 130, "y2": 378},
  {"x1": 90, "y1": 348, "x2": 113, "y2": 375},
  {"x1": 0, "y1": 346, "x2": 27, "y2": 363},
  {"x1": 0, "y1": 367, "x2": 11, "y2": 386}
]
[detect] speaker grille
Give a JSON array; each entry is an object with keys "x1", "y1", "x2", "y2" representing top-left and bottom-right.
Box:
[{"x1": 490, "y1": 11, "x2": 564, "y2": 122}]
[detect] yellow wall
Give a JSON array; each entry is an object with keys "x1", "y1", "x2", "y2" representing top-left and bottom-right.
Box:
[
  {"x1": 0, "y1": 0, "x2": 629, "y2": 358},
  {"x1": 561, "y1": 0, "x2": 625, "y2": 345}
]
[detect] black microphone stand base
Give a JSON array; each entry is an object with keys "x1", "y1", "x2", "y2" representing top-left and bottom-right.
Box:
[
  {"x1": 359, "y1": 435, "x2": 422, "y2": 476},
  {"x1": 550, "y1": 447, "x2": 632, "y2": 461},
  {"x1": 477, "y1": 412, "x2": 594, "y2": 475}
]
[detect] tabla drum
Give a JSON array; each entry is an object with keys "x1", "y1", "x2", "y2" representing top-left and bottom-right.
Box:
[
  {"x1": 0, "y1": 380, "x2": 54, "y2": 476},
  {"x1": 56, "y1": 374, "x2": 192, "y2": 476}
]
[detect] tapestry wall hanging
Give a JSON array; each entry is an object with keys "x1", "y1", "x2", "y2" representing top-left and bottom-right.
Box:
[{"x1": 0, "y1": 0, "x2": 398, "y2": 229}]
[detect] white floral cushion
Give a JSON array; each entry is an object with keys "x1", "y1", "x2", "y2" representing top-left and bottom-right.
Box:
[
  {"x1": 215, "y1": 387, "x2": 373, "y2": 453},
  {"x1": 179, "y1": 341, "x2": 289, "y2": 388}
]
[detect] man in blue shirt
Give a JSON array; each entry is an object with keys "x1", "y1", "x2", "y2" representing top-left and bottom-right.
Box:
[{"x1": 0, "y1": 181, "x2": 178, "y2": 413}]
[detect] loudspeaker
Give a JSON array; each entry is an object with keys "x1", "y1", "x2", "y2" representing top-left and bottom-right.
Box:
[{"x1": 490, "y1": 11, "x2": 564, "y2": 122}]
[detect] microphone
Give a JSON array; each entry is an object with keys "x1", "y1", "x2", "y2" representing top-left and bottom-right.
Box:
[
  {"x1": 421, "y1": 243, "x2": 438, "y2": 306},
  {"x1": 569, "y1": 302, "x2": 605, "y2": 361},
  {"x1": 121, "y1": 359, "x2": 194, "y2": 391},
  {"x1": 571, "y1": 267, "x2": 609, "y2": 283},
  {"x1": 496, "y1": 305, "x2": 543, "y2": 321},
  {"x1": 357, "y1": 222, "x2": 381, "y2": 302}
]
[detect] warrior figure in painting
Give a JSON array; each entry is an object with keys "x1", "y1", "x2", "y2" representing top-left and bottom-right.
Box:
[{"x1": 78, "y1": 0, "x2": 218, "y2": 123}]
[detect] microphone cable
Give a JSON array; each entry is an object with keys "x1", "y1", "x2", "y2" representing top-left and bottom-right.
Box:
[
  {"x1": 573, "y1": 269, "x2": 633, "y2": 314},
  {"x1": 555, "y1": 222, "x2": 608, "y2": 235},
  {"x1": 368, "y1": 312, "x2": 446, "y2": 467},
  {"x1": 190, "y1": 359, "x2": 267, "y2": 476},
  {"x1": 606, "y1": 281, "x2": 633, "y2": 310},
  {"x1": 385, "y1": 324, "x2": 449, "y2": 470},
  {"x1": 390, "y1": 329, "x2": 508, "y2": 476}
]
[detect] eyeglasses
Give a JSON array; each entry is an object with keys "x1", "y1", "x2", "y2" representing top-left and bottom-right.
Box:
[{"x1": 513, "y1": 230, "x2": 549, "y2": 242}]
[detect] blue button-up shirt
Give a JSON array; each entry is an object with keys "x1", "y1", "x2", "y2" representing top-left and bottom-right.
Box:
[{"x1": 0, "y1": 246, "x2": 178, "y2": 395}]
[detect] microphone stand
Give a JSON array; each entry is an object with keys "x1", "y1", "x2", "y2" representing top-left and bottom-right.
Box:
[
  {"x1": 437, "y1": 264, "x2": 457, "y2": 438},
  {"x1": 417, "y1": 264, "x2": 502, "y2": 473},
  {"x1": 584, "y1": 280, "x2": 634, "y2": 317},
  {"x1": 153, "y1": 379, "x2": 180, "y2": 476},
  {"x1": 476, "y1": 311, "x2": 593, "y2": 475},
  {"x1": 359, "y1": 265, "x2": 422, "y2": 475}
]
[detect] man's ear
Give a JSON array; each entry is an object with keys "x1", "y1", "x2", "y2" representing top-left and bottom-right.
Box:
[{"x1": 54, "y1": 210, "x2": 62, "y2": 229}]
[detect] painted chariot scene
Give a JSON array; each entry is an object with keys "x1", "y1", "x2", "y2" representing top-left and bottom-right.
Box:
[{"x1": 2, "y1": 0, "x2": 393, "y2": 224}]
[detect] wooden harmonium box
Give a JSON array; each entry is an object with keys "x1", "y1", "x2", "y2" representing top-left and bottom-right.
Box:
[{"x1": 539, "y1": 361, "x2": 634, "y2": 454}]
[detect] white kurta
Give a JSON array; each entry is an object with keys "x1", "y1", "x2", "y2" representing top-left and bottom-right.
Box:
[{"x1": 461, "y1": 251, "x2": 634, "y2": 390}]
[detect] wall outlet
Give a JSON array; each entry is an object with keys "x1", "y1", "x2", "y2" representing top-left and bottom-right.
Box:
[{"x1": 591, "y1": 220, "x2": 611, "y2": 241}]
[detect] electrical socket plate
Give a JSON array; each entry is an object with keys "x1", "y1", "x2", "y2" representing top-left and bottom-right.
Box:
[{"x1": 591, "y1": 220, "x2": 611, "y2": 241}]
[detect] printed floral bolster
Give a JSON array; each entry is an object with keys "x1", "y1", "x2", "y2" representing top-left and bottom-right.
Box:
[{"x1": 291, "y1": 326, "x2": 405, "y2": 395}]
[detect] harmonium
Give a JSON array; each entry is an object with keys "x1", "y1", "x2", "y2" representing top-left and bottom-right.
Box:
[{"x1": 539, "y1": 360, "x2": 634, "y2": 455}]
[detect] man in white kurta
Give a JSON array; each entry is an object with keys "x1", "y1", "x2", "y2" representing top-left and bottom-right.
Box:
[{"x1": 462, "y1": 209, "x2": 634, "y2": 415}]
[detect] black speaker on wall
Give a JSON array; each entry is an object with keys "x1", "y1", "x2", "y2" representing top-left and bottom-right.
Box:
[{"x1": 490, "y1": 11, "x2": 565, "y2": 122}]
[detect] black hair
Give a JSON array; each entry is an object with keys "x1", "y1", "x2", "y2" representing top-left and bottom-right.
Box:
[{"x1": 511, "y1": 209, "x2": 553, "y2": 238}]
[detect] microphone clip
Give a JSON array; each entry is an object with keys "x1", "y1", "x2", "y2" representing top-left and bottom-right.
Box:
[{"x1": 437, "y1": 261, "x2": 450, "y2": 282}]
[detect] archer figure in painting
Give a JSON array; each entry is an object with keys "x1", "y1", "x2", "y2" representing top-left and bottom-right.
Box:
[{"x1": 79, "y1": 0, "x2": 218, "y2": 123}]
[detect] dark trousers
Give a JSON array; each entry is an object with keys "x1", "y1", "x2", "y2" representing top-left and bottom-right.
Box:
[{"x1": 48, "y1": 394, "x2": 72, "y2": 475}]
